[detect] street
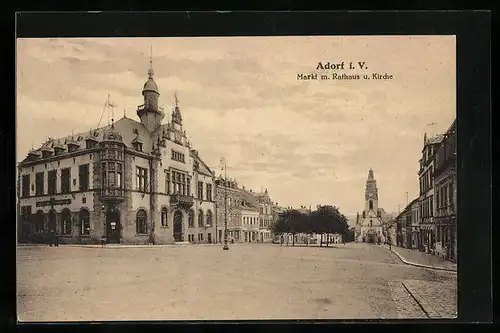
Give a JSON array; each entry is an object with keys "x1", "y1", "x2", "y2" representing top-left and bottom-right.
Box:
[{"x1": 17, "y1": 243, "x2": 457, "y2": 321}]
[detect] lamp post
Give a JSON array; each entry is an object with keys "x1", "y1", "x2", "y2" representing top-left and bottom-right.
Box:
[{"x1": 220, "y1": 157, "x2": 229, "y2": 251}]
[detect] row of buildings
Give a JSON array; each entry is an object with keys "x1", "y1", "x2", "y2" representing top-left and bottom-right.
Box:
[
  {"x1": 388, "y1": 120, "x2": 457, "y2": 262},
  {"x1": 16, "y1": 57, "x2": 282, "y2": 245}
]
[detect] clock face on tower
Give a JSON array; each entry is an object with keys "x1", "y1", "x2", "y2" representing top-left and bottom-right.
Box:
[
  {"x1": 175, "y1": 132, "x2": 181, "y2": 142},
  {"x1": 369, "y1": 193, "x2": 373, "y2": 198}
]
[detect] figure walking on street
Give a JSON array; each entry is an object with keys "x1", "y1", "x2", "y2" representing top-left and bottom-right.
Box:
[{"x1": 54, "y1": 232, "x2": 59, "y2": 247}]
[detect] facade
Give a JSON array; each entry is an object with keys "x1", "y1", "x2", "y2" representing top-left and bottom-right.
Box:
[
  {"x1": 418, "y1": 133, "x2": 444, "y2": 254},
  {"x1": 214, "y1": 178, "x2": 242, "y2": 243},
  {"x1": 214, "y1": 178, "x2": 265, "y2": 243},
  {"x1": 410, "y1": 199, "x2": 421, "y2": 249},
  {"x1": 255, "y1": 189, "x2": 274, "y2": 242},
  {"x1": 355, "y1": 169, "x2": 386, "y2": 244},
  {"x1": 433, "y1": 120, "x2": 457, "y2": 262},
  {"x1": 241, "y1": 206, "x2": 260, "y2": 242},
  {"x1": 17, "y1": 60, "x2": 216, "y2": 245}
]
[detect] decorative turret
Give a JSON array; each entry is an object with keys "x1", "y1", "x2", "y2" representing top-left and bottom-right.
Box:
[
  {"x1": 137, "y1": 45, "x2": 165, "y2": 133},
  {"x1": 172, "y1": 92, "x2": 183, "y2": 129}
]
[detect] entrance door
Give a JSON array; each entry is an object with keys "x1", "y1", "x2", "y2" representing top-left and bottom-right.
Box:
[
  {"x1": 219, "y1": 230, "x2": 222, "y2": 243},
  {"x1": 48, "y1": 209, "x2": 56, "y2": 232},
  {"x1": 106, "y1": 210, "x2": 121, "y2": 243},
  {"x1": 207, "y1": 233, "x2": 212, "y2": 244},
  {"x1": 173, "y1": 211, "x2": 183, "y2": 242}
]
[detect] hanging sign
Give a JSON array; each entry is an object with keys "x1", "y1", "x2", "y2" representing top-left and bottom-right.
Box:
[{"x1": 36, "y1": 199, "x2": 72, "y2": 207}]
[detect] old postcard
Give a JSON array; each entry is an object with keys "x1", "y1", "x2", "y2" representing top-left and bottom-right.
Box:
[{"x1": 16, "y1": 35, "x2": 457, "y2": 321}]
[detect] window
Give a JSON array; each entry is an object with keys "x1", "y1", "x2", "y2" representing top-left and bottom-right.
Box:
[
  {"x1": 197, "y1": 182, "x2": 203, "y2": 200},
  {"x1": 171, "y1": 170, "x2": 188, "y2": 195},
  {"x1": 369, "y1": 200, "x2": 373, "y2": 210},
  {"x1": 188, "y1": 209, "x2": 194, "y2": 228},
  {"x1": 22, "y1": 175, "x2": 30, "y2": 197},
  {"x1": 35, "y1": 210, "x2": 45, "y2": 232},
  {"x1": 198, "y1": 210, "x2": 204, "y2": 227},
  {"x1": 171, "y1": 149, "x2": 185, "y2": 163},
  {"x1": 198, "y1": 233, "x2": 203, "y2": 242},
  {"x1": 86, "y1": 140, "x2": 96, "y2": 149},
  {"x1": 79, "y1": 209, "x2": 90, "y2": 235},
  {"x1": 448, "y1": 182, "x2": 453, "y2": 207},
  {"x1": 161, "y1": 207, "x2": 168, "y2": 227},
  {"x1": 79, "y1": 164, "x2": 89, "y2": 191},
  {"x1": 206, "y1": 184, "x2": 212, "y2": 201},
  {"x1": 133, "y1": 142, "x2": 143, "y2": 152},
  {"x1": 48, "y1": 170, "x2": 57, "y2": 195},
  {"x1": 136, "y1": 209, "x2": 147, "y2": 234},
  {"x1": 430, "y1": 196, "x2": 433, "y2": 217},
  {"x1": 61, "y1": 209, "x2": 72, "y2": 235},
  {"x1": 35, "y1": 172, "x2": 44, "y2": 196},
  {"x1": 136, "y1": 167, "x2": 148, "y2": 191},
  {"x1": 165, "y1": 170, "x2": 170, "y2": 194},
  {"x1": 61, "y1": 168, "x2": 71, "y2": 194},
  {"x1": 206, "y1": 210, "x2": 213, "y2": 227}
]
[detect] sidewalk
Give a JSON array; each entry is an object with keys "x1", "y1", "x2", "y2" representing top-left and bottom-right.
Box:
[{"x1": 386, "y1": 245, "x2": 457, "y2": 272}]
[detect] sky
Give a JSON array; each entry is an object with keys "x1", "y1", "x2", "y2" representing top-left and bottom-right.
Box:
[{"x1": 16, "y1": 36, "x2": 456, "y2": 216}]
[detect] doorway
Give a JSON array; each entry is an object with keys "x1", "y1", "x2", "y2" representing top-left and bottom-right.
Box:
[
  {"x1": 173, "y1": 210, "x2": 183, "y2": 242},
  {"x1": 106, "y1": 210, "x2": 121, "y2": 243},
  {"x1": 48, "y1": 209, "x2": 56, "y2": 232}
]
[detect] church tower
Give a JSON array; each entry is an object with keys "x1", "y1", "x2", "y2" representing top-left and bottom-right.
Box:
[
  {"x1": 364, "y1": 168, "x2": 379, "y2": 213},
  {"x1": 137, "y1": 46, "x2": 165, "y2": 133}
]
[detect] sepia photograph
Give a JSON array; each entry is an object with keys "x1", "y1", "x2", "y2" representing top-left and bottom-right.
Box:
[{"x1": 16, "y1": 35, "x2": 457, "y2": 321}]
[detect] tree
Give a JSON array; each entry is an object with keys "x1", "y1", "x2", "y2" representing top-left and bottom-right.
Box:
[
  {"x1": 310, "y1": 205, "x2": 348, "y2": 247},
  {"x1": 270, "y1": 209, "x2": 309, "y2": 247}
]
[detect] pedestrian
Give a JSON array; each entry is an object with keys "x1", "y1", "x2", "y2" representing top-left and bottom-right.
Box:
[
  {"x1": 101, "y1": 235, "x2": 106, "y2": 247},
  {"x1": 280, "y1": 235, "x2": 284, "y2": 247},
  {"x1": 49, "y1": 230, "x2": 54, "y2": 247},
  {"x1": 54, "y1": 232, "x2": 59, "y2": 247}
]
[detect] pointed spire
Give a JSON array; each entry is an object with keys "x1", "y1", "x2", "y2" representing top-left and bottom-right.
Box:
[
  {"x1": 148, "y1": 45, "x2": 154, "y2": 78},
  {"x1": 174, "y1": 91, "x2": 179, "y2": 108},
  {"x1": 124, "y1": 107, "x2": 127, "y2": 118}
]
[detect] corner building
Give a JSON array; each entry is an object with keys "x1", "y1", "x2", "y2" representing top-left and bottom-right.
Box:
[{"x1": 17, "y1": 61, "x2": 216, "y2": 245}]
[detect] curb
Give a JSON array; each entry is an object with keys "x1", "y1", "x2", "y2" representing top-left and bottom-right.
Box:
[
  {"x1": 386, "y1": 246, "x2": 456, "y2": 272},
  {"x1": 402, "y1": 282, "x2": 442, "y2": 319}
]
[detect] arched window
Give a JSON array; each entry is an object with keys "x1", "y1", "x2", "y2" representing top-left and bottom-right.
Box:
[
  {"x1": 79, "y1": 209, "x2": 90, "y2": 235},
  {"x1": 198, "y1": 210, "x2": 204, "y2": 227},
  {"x1": 369, "y1": 200, "x2": 373, "y2": 210},
  {"x1": 136, "y1": 209, "x2": 147, "y2": 234},
  {"x1": 61, "y1": 208, "x2": 72, "y2": 235},
  {"x1": 48, "y1": 209, "x2": 56, "y2": 232},
  {"x1": 206, "y1": 210, "x2": 213, "y2": 227},
  {"x1": 370, "y1": 219, "x2": 373, "y2": 227},
  {"x1": 188, "y1": 209, "x2": 195, "y2": 228},
  {"x1": 161, "y1": 207, "x2": 168, "y2": 227},
  {"x1": 35, "y1": 210, "x2": 44, "y2": 233}
]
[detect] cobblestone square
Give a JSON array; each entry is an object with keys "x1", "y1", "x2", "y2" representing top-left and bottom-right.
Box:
[{"x1": 17, "y1": 243, "x2": 457, "y2": 321}]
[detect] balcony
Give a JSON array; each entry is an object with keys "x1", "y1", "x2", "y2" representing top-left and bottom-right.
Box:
[
  {"x1": 101, "y1": 188, "x2": 125, "y2": 202},
  {"x1": 170, "y1": 193, "x2": 194, "y2": 208},
  {"x1": 137, "y1": 104, "x2": 165, "y2": 115}
]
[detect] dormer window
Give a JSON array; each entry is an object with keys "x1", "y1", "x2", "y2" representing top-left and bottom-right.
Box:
[
  {"x1": 132, "y1": 136, "x2": 143, "y2": 152},
  {"x1": 85, "y1": 137, "x2": 98, "y2": 149},
  {"x1": 67, "y1": 142, "x2": 79, "y2": 153},
  {"x1": 41, "y1": 148, "x2": 53, "y2": 159},
  {"x1": 133, "y1": 142, "x2": 143, "y2": 152}
]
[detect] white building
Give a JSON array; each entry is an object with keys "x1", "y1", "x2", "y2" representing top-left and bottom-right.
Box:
[{"x1": 17, "y1": 57, "x2": 216, "y2": 245}]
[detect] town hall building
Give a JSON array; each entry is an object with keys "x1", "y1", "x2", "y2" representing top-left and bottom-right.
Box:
[
  {"x1": 17, "y1": 56, "x2": 216, "y2": 245},
  {"x1": 355, "y1": 169, "x2": 387, "y2": 243}
]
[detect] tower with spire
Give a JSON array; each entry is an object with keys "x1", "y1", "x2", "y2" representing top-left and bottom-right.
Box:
[
  {"x1": 355, "y1": 168, "x2": 386, "y2": 243},
  {"x1": 171, "y1": 92, "x2": 183, "y2": 130},
  {"x1": 137, "y1": 45, "x2": 165, "y2": 132},
  {"x1": 364, "y1": 168, "x2": 379, "y2": 212}
]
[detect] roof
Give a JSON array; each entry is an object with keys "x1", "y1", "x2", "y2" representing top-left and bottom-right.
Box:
[
  {"x1": 425, "y1": 133, "x2": 445, "y2": 145},
  {"x1": 143, "y1": 77, "x2": 159, "y2": 94}
]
